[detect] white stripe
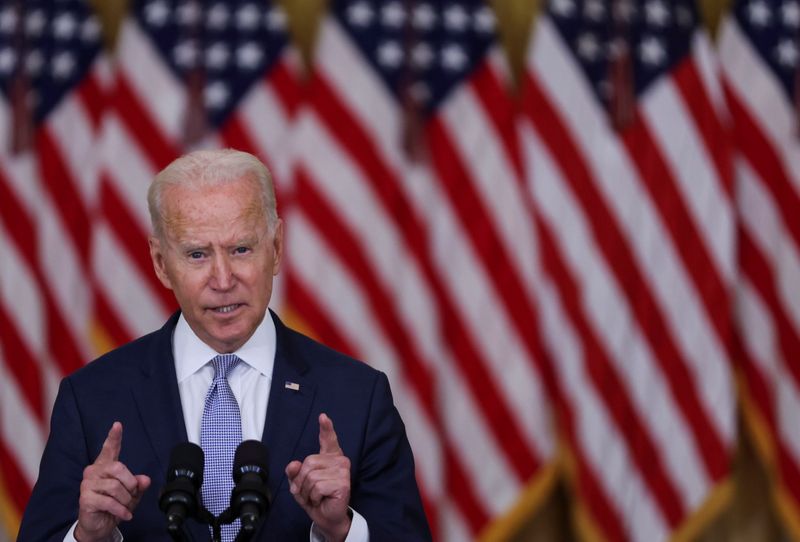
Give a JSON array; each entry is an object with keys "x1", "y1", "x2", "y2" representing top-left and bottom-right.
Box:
[
  {"x1": 524, "y1": 122, "x2": 709, "y2": 509},
  {"x1": 737, "y1": 280, "x2": 779, "y2": 380},
  {"x1": 316, "y1": 19, "x2": 406, "y2": 174},
  {"x1": 92, "y1": 224, "x2": 168, "y2": 337},
  {"x1": 642, "y1": 77, "x2": 735, "y2": 283},
  {"x1": 45, "y1": 94, "x2": 101, "y2": 205},
  {"x1": 691, "y1": 33, "x2": 727, "y2": 121},
  {"x1": 101, "y1": 116, "x2": 158, "y2": 231},
  {"x1": 414, "y1": 164, "x2": 555, "y2": 462},
  {"x1": 236, "y1": 73, "x2": 295, "y2": 186},
  {"x1": 441, "y1": 83, "x2": 539, "y2": 301},
  {"x1": 117, "y1": 19, "x2": 185, "y2": 142},
  {"x1": 0, "y1": 353, "x2": 46, "y2": 486},
  {"x1": 719, "y1": 17, "x2": 800, "y2": 192},
  {"x1": 536, "y1": 261, "x2": 668, "y2": 542},
  {"x1": 737, "y1": 158, "x2": 800, "y2": 336},
  {"x1": 298, "y1": 132, "x2": 519, "y2": 516},
  {"x1": 37, "y1": 200, "x2": 94, "y2": 360},
  {"x1": 439, "y1": 500, "x2": 473, "y2": 542},
  {"x1": 288, "y1": 215, "x2": 444, "y2": 500},
  {"x1": 534, "y1": 20, "x2": 734, "y2": 448},
  {"x1": 0, "y1": 225, "x2": 44, "y2": 355}
]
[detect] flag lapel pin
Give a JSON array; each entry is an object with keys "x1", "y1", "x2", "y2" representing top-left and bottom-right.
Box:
[{"x1": 284, "y1": 381, "x2": 300, "y2": 391}]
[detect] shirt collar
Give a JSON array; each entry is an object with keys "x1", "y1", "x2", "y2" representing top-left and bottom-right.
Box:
[{"x1": 173, "y1": 312, "x2": 276, "y2": 382}]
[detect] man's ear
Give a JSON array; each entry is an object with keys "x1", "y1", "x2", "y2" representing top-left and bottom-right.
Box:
[
  {"x1": 271, "y1": 219, "x2": 284, "y2": 276},
  {"x1": 149, "y1": 236, "x2": 173, "y2": 290}
]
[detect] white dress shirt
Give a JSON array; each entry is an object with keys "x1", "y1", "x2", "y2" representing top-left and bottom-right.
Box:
[{"x1": 66, "y1": 313, "x2": 367, "y2": 542}]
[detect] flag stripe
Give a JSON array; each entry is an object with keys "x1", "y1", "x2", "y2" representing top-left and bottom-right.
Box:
[
  {"x1": 306, "y1": 75, "x2": 545, "y2": 478},
  {"x1": 98, "y1": 177, "x2": 175, "y2": 312},
  {"x1": 534, "y1": 203, "x2": 684, "y2": 526},
  {"x1": 524, "y1": 67, "x2": 728, "y2": 480}
]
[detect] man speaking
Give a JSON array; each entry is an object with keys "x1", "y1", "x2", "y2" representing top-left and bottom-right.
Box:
[{"x1": 18, "y1": 149, "x2": 431, "y2": 541}]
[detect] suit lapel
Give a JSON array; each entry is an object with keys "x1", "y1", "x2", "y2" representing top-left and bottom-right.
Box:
[
  {"x1": 262, "y1": 312, "x2": 316, "y2": 498},
  {"x1": 131, "y1": 313, "x2": 188, "y2": 474}
]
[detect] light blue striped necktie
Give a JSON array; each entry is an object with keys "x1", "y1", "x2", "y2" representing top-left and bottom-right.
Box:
[{"x1": 201, "y1": 354, "x2": 242, "y2": 542}]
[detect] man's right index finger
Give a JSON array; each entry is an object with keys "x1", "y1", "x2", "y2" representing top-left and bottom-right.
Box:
[{"x1": 96, "y1": 421, "x2": 123, "y2": 464}]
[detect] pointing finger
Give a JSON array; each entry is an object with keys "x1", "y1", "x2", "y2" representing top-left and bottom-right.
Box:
[
  {"x1": 318, "y1": 413, "x2": 342, "y2": 455},
  {"x1": 96, "y1": 422, "x2": 123, "y2": 464}
]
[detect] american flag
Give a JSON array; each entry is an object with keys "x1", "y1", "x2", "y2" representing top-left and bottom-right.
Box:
[
  {"x1": 519, "y1": 0, "x2": 737, "y2": 539},
  {"x1": 719, "y1": 0, "x2": 800, "y2": 538},
  {"x1": 287, "y1": 0, "x2": 555, "y2": 538},
  {"x1": 0, "y1": 0, "x2": 301, "y2": 535},
  {"x1": 0, "y1": 0, "x2": 109, "y2": 534}
]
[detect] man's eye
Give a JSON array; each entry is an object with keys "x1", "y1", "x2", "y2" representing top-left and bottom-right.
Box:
[
  {"x1": 189, "y1": 251, "x2": 204, "y2": 259},
  {"x1": 234, "y1": 247, "x2": 249, "y2": 254}
]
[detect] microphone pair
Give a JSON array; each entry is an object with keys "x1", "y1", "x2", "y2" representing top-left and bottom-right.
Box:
[{"x1": 159, "y1": 440, "x2": 271, "y2": 541}]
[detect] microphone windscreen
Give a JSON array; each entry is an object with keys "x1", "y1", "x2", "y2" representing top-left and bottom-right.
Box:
[
  {"x1": 233, "y1": 440, "x2": 269, "y2": 483},
  {"x1": 167, "y1": 442, "x2": 204, "y2": 487}
]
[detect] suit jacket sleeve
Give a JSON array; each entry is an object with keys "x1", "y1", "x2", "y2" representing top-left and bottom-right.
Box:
[
  {"x1": 349, "y1": 372, "x2": 431, "y2": 542},
  {"x1": 18, "y1": 377, "x2": 90, "y2": 541}
]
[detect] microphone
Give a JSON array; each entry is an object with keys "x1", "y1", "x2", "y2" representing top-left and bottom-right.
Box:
[
  {"x1": 159, "y1": 442, "x2": 204, "y2": 539},
  {"x1": 230, "y1": 440, "x2": 271, "y2": 537}
]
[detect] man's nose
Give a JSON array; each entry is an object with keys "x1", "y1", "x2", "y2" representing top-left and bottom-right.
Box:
[{"x1": 210, "y1": 254, "x2": 235, "y2": 290}]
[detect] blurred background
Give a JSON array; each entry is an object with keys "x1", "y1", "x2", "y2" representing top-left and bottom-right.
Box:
[{"x1": 1, "y1": 0, "x2": 798, "y2": 540}]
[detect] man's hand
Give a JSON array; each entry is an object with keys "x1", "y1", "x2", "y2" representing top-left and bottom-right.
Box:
[
  {"x1": 74, "y1": 422, "x2": 151, "y2": 542},
  {"x1": 285, "y1": 414, "x2": 352, "y2": 542}
]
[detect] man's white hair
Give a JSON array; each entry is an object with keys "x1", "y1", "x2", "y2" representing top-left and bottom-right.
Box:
[{"x1": 148, "y1": 148, "x2": 278, "y2": 238}]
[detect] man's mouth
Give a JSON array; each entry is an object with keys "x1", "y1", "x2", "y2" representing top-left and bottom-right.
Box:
[{"x1": 212, "y1": 304, "x2": 242, "y2": 314}]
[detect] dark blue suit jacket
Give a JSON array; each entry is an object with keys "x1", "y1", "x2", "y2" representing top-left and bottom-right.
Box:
[{"x1": 18, "y1": 311, "x2": 431, "y2": 541}]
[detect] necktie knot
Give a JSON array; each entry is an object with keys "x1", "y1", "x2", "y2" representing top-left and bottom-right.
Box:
[{"x1": 211, "y1": 354, "x2": 240, "y2": 382}]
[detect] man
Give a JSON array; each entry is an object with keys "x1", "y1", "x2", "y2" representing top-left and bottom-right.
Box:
[{"x1": 18, "y1": 149, "x2": 431, "y2": 541}]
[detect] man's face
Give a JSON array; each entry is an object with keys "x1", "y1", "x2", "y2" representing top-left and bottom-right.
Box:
[{"x1": 149, "y1": 176, "x2": 282, "y2": 353}]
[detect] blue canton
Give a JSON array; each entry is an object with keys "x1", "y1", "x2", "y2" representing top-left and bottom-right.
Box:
[
  {"x1": 0, "y1": 0, "x2": 102, "y2": 123},
  {"x1": 136, "y1": 0, "x2": 291, "y2": 128},
  {"x1": 733, "y1": 0, "x2": 800, "y2": 102},
  {"x1": 546, "y1": 0, "x2": 699, "y2": 107},
  {"x1": 334, "y1": 0, "x2": 499, "y2": 115}
]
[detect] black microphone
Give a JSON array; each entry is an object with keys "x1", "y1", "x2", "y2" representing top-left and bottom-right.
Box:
[
  {"x1": 159, "y1": 442, "x2": 204, "y2": 539},
  {"x1": 230, "y1": 440, "x2": 271, "y2": 538}
]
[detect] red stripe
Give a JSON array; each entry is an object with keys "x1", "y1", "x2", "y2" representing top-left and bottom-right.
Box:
[
  {"x1": 294, "y1": 170, "x2": 497, "y2": 527},
  {"x1": 554, "y1": 385, "x2": 627, "y2": 541},
  {"x1": 623, "y1": 111, "x2": 733, "y2": 356},
  {"x1": 427, "y1": 116, "x2": 558, "y2": 401},
  {"x1": 0, "y1": 438, "x2": 29, "y2": 519},
  {"x1": 0, "y1": 174, "x2": 84, "y2": 375},
  {"x1": 672, "y1": 60, "x2": 734, "y2": 200},
  {"x1": 35, "y1": 129, "x2": 92, "y2": 264},
  {"x1": 99, "y1": 176, "x2": 177, "y2": 313},
  {"x1": 0, "y1": 304, "x2": 45, "y2": 422},
  {"x1": 738, "y1": 233, "x2": 800, "y2": 390},
  {"x1": 724, "y1": 84, "x2": 800, "y2": 252},
  {"x1": 310, "y1": 76, "x2": 544, "y2": 477},
  {"x1": 285, "y1": 250, "x2": 485, "y2": 535},
  {"x1": 283, "y1": 274, "x2": 353, "y2": 357},
  {"x1": 113, "y1": 75, "x2": 181, "y2": 172},
  {"x1": 268, "y1": 60, "x2": 303, "y2": 116},
  {"x1": 283, "y1": 275, "x2": 447, "y2": 535},
  {"x1": 469, "y1": 61, "x2": 524, "y2": 178},
  {"x1": 535, "y1": 212, "x2": 685, "y2": 527},
  {"x1": 525, "y1": 73, "x2": 729, "y2": 481},
  {"x1": 77, "y1": 72, "x2": 107, "y2": 130},
  {"x1": 296, "y1": 165, "x2": 541, "y2": 477},
  {"x1": 218, "y1": 116, "x2": 290, "y2": 201}
]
